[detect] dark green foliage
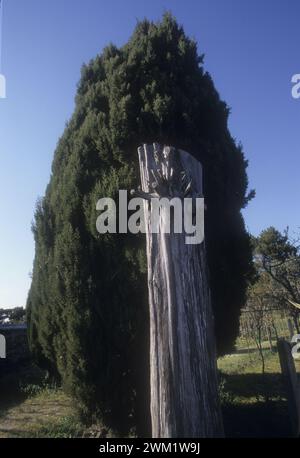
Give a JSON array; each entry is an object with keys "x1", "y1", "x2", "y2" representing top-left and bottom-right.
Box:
[
  {"x1": 255, "y1": 227, "x2": 297, "y2": 263},
  {"x1": 253, "y1": 227, "x2": 300, "y2": 331},
  {"x1": 27, "y1": 14, "x2": 253, "y2": 432}
]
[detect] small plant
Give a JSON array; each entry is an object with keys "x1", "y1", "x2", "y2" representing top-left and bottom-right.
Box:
[
  {"x1": 31, "y1": 416, "x2": 83, "y2": 438},
  {"x1": 218, "y1": 377, "x2": 236, "y2": 406},
  {"x1": 19, "y1": 378, "x2": 59, "y2": 398},
  {"x1": 19, "y1": 383, "x2": 43, "y2": 397}
]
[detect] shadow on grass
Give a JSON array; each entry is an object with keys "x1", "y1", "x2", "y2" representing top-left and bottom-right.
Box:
[
  {"x1": 223, "y1": 400, "x2": 291, "y2": 437},
  {"x1": 220, "y1": 372, "x2": 291, "y2": 437},
  {"x1": 222, "y1": 372, "x2": 285, "y2": 399},
  {"x1": 1, "y1": 360, "x2": 292, "y2": 438}
]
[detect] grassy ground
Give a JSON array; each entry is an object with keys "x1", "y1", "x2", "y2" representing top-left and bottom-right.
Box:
[
  {"x1": 0, "y1": 387, "x2": 76, "y2": 438},
  {"x1": 0, "y1": 364, "x2": 113, "y2": 438},
  {"x1": 0, "y1": 341, "x2": 299, "y2": 438},
  {"x1": 218, "y1": 340, "x2": 300, "y2": 438}
]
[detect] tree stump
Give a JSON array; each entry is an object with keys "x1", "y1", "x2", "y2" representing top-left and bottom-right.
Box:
[
  {"x1": 137, "y1": 143, "x2": 224, "y2": 438},
  {"x1": 278, "y1": 338, "x2": 300, "y2": 437}
]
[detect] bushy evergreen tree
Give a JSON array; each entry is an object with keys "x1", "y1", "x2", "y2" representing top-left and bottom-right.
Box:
[
  {"x1": 253, "y1": 227, "x2": 300, "y2": 332},
  {"x1": 27, "y1": 14, "x2": 253, "y2": 432}
]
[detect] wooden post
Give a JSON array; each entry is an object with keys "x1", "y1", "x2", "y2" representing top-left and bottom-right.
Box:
[
  {"x1": 136, "y1": 143, "x2": 224, "y2": 438},
  {"x1": 287, "y1": 318, "x2": 294, "y2": 341},
  {"x1": 278, "y1": 338, "x2": 300, "y2": 437}
]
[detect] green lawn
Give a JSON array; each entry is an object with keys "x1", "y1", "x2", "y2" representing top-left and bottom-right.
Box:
[
  {"x1": 0, "y1": 364, "x2": 114, "y2": 438},
  {"x1": 218, "y1": 341, "x2": 300, "y2": 437},
  {"x1": 0, "y1": 341, "x2": 298, "y2": 438}
]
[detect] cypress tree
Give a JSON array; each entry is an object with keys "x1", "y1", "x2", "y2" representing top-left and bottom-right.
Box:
[{"x1": 27, "y1": 13, "x2": 253, "y2": 432}]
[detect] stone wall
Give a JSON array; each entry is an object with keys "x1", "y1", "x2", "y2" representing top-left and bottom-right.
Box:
[{"x1": 0, "y1": 325, "x2": 30, "y2": 376}]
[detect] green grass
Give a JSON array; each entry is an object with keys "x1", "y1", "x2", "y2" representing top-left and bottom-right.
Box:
[
  {"x1": 0, "y1": 383, "x2": 114, "y2": 438},
  {"x1": 27, "y1": 413, "x2": 84, "y2": 439},
  {"x1": 0, "y1": 363, "x2": 112, "y2": 438},
  {"x1": 218, "y1": 341, "x2": 300, "y2": 437},
  {"x1": 1, "y1": 337, "x2": 299, "y2": 438}
]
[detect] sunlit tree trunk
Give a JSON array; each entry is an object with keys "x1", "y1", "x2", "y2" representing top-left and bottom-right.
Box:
[{"x1": 137, "y1": 143, "x2": 224, "y2": 438}]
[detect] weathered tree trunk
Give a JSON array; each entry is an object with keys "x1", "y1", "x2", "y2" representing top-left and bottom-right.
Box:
[
  {"x1": 288, "y1": 318, "x2": 294, "y2": 341},
  {"x1": 137, "y1": 143, "x2": 224, "y2": 438},
  {"x1": 292, "y1": 313, "x2": 300, "y2": 334},
  {"x1": 278, "y1": 338, "x2": 300, "y2": 437}
]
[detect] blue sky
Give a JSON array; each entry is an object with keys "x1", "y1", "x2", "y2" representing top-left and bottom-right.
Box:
[{"x1": 0, "y1": 0, "x2": 299, "y2": 308}]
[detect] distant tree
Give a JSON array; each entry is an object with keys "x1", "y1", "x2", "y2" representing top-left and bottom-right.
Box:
[
  {"x1": 243, "y1": 273, "x2": 279, "y2": 374},
  {"x1": 254, "y1": 227, "x2": 300, "y2": 332},
  {"x1": 246, "y1": 303, "x2": 267, "y2": 374},
  {"x1": 0, "y1": 307, "x2": 26, "y2": 324},
  {"x1": 27, "y1": 14, "x2": 253, "y2": 432},
  {"x1": 9, "y1": 307, "x2": 26, "y2": 323}
]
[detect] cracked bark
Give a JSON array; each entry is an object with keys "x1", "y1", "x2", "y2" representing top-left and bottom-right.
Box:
[{"x1": 137, "y1": 143, "x2": 224, "y2": 438}]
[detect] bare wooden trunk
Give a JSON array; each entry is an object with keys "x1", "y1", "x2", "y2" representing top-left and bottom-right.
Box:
[
  {"x1": 137, "y1": 143, "x2": 224, "y2": 438},
  {"x1": 287, "y1": 318, "x2": 294, "y2": 341},
  {"x1": 278, "y1": 338, "x2": 300, "y2": 437}
]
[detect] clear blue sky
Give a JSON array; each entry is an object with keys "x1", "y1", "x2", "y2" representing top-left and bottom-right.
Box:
[{"x1": 0, "y1": 0, "x2": 299, "y2": 308}]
